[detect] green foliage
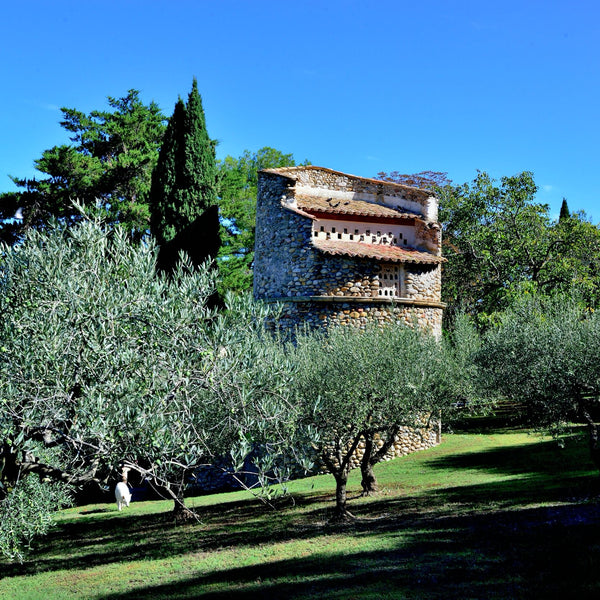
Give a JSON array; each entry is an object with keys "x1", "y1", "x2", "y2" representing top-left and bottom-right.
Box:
[
  {"x1": 292, "y1": 322, "x2": 471, "y2": 516},
  {"x1": 201, "y1": 293, "x2": 311, "y2": 496},
  {"x1": 0, "y1": 219, "x2": 218, "y2": 487},
  {"x1": 216, "y1": 147, "x2": 308, "y2": 294},
  {"x1": 0, "y1": 219, "x2": 298, "y2": 552},
  {"x1": 439, "y1": 171, "x2": 600, "y2": 325},
  {"x1": 476, "y1": 295, "x2": 600, "y2": 478},
  {"x1": 295, "y1": 322, "x2": 468, "y2": 444},
  {"x1": 0, "y1": 90, "x2": 166, "y2": 243},
  {"x1": 476, "y1": 296, "x2": 600, "y2": 434},
  {"x1": 0, "y1": 476, "x2": 71, "y2": 563},
  {"x1": 149, "y1": 79, "x2": 218, "y2": 247}
]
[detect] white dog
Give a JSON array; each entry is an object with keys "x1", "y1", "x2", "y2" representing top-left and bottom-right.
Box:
[{"x1": 115, "y1": 481, "x2": 132, "y2": 511}]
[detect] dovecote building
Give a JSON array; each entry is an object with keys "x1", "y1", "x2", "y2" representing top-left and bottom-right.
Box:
[{"x1": 253, "y1": 166, "x2": 445, "y2": 337}]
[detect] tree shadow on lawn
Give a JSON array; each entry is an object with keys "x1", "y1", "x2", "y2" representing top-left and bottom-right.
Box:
[
  {"x1": 419, "y1": 432, "x2": 599, "y2": 506},
  {"x1": 426, "y1": 431, "x2": 594, "y2": 480},
  {"x1": 3, "y1": 435, "x2": 600, "y2": 597},
  {"x1": 0, "y1": 494, "x2": 335, "y2": 579},
  {"x1": 91, "y1": 500, "x2": 600, "y2": 600}
]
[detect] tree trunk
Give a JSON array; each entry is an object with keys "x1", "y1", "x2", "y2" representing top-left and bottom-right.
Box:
[
  {"x1": 331, "y1": 471, "x2": 354, "y2": 522},
  {"x1": 172, "y1": 493, "x2": 197, "y2": 523},
  {"x1": 321, "y1": 435, "x2": 363, "y2": 523},
  {"x1": 360, "y1": 436, "x2": 378, "y2": 496},
  {"x1": 360, "y1": 427, "x2": 399, "y2": 496},
  {"x1": 165, "y1": 482, "x2": 197, "y2": 524},
  {"x1": 582, "y1": 408, "x2": 600, "y2": 474}
]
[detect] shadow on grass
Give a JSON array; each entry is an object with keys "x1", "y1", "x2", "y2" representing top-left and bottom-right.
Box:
[
  {"x1": 95, "y1": 501, "x2": 600, "y2": 599},
  {"x1": 78, "y1": 508, "x2": 113, "y2": 516},
  {"x1": 0, "y1": 495, "x2": 332, "y2": 578},
  {"x1": 426, "y1": 431, "x2": 595, "y2": 479},
  {"x1": 3, "y1": 434, "x2": 600, "y2": 599}
]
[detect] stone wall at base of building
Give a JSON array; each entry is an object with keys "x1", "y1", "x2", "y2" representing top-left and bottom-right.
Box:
[
  {"x1": 267, "y1": 298, "x2": 444, "y2": 338},
  {"x1": 319, "y1": 423, "x2": 441, "y2": 473}
]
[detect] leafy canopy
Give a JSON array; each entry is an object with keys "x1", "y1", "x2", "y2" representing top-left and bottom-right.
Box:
[
  {"x1": 0, "y1": 219, "x2": 299, "y2": 557},
  {"x1": 439, "y1": 171, "x2": 600, "y2": 325},
  {"x1": 0, "y1": 90, "x2": 166, "y2": 244},
  {"x1": 292, "y1": 321, "x2": 471, "y2": 518},
  {"x1": 477, "y1": 296, "x2": 600, "y2": 431}
]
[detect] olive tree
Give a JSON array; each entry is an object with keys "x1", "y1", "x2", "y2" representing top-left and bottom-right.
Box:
[
  {"x1": 0, "y1": 477, "x2": 71, "y2": 563},
  {"x1": 292, "y1": 322, "x2": 468, "y2": 521},
  {"x1": 476, "y1": 296, "x2": 600, "y2": 471},
  {"x1": 0, "y1": 220, "x2": 297, "y2": 558}
]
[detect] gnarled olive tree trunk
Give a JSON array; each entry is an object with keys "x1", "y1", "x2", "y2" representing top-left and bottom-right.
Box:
[
  {"x1": 322, "y1": 434, "x2": 364, "y2": 522},
  {"x1": 360, "y1": 426, "x2": 400, "y2": 496}
]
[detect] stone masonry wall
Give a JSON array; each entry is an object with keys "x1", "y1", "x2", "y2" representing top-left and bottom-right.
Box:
[
  {"x1": 404, "y1": 265, "x2": 442, "y2": 303},
  {"x1": 274, "y1": 300, "x2": 443, "y2": 337},
  {"x1": 270, "y1": 166, "x2": 437, "y2": 221}
]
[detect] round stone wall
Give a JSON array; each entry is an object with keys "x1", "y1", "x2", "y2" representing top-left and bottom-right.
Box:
[{"x1": 271, "y1": 299, "x2": 443, "y2": 338}]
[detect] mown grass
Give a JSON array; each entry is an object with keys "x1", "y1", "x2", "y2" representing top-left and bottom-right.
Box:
[{"x1": 1, "y1": 428, "x2": 600, "y2": 599}]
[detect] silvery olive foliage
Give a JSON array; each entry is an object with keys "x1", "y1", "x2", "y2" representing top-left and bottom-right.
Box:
[
  {"x1": 0, "y1": 220, "x2": 299, "y2": 558},
  {"x1": 0, "y1": 476, "x2": 71, "y2": 563},
  {"x1": 476, "y1": 296, "x2": 600, "y2": 456},
  {"x1": 292, "y1": 321, "x2": 472, "y2": 520}
]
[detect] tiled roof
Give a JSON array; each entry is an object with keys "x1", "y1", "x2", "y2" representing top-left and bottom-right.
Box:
[
  {"x1": 296, "y1": 194, "x2": 419, "y2": 221},
  {"x1": 312, "y1": 238, "x2": 444, "y2": 265}
]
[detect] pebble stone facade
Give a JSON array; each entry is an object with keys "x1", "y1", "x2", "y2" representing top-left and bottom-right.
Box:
[{"x1": 253, "y1": 166, "x2": 446, "y2": 461}]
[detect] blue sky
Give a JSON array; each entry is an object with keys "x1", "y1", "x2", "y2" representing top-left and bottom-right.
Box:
[{"x1": 1, "y1": 0, "x2": 599, "y2": 221}]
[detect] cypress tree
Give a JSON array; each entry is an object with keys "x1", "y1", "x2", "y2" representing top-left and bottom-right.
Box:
[
  {"x1": 149, "y1": 78, "x2": 218, "y2": 248},
  {"x1": 149, "y1": 98, "x2": 186, "y2": 246},
  {"x1": 559, "y1": 198, "x2": 571, "y2": 222}
]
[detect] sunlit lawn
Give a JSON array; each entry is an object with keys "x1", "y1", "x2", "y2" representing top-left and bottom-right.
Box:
[{"x1": 1, "y1": 427, "x2": 599, "y2": 599}]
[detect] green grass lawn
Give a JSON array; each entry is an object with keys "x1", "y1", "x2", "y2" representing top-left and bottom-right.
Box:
[{"x1": 1, "y1": 428, "x2": 599, "y2": 599}]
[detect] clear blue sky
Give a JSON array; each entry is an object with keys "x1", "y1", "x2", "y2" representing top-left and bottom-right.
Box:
[{"x1": 2, "y1": 0, "x2": 599, "y2": 221}]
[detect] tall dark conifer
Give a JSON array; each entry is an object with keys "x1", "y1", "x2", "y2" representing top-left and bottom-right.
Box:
[
  {"x1": 149, "y1": 79, "x2": 220, "y2": 275},
  {"x1": 182, "y1": 79, "x2": 218, "y2": 215},
  {"x1": 149, "y1": 98, "x2": 186, "y2": 246},
  {"x1": 559, "y1": 198, "x2": 571, "y2": 222},
  {"x1": 149, "y1": 79, "x2": 218, "y2": 245}
]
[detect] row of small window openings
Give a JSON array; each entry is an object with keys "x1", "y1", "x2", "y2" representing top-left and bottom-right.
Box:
[
  {"x1": 379, "y1": 288, "x2": 399, "y2": 297},
  {"x1": 315, "y1": 226, "x2": 404, "y2": 243}
]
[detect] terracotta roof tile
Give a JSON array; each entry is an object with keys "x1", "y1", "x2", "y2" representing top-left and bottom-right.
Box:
[
  {"x1": 312, "y1": 238, "x2": 444, "y2": 265},
  {"x1": 295, "y1": 194, "x2": 419, "y2": 221}
]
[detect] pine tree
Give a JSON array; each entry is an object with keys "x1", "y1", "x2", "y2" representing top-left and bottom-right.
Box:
[
  {"x1": 0, "y1": 90, "x2": 166, "y2": 245},
  {"x1": 149, "y1": 79, "x2": 218, "y2": 248}
]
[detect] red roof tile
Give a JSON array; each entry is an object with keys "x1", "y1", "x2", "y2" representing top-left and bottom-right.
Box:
[
  {"x1": 312, "y1": 238, "x2": 444, "y2": 265},
  {"x1": 295, "y1": 194, "x2": 419, "y2": 221}
]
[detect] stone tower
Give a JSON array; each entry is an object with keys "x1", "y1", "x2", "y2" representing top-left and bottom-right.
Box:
[{"x1": 253, "y1": 166, "x2": 445, "y2": 336}]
